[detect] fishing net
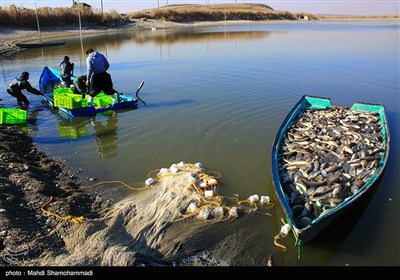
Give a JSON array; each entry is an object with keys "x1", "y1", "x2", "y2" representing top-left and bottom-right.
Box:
[{"x1": 25, "y1": 162, "x2": 273, "y2": 266}]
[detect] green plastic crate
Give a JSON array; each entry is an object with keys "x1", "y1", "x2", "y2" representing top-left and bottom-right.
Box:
[
  {"x1": 0, "y1": 108, "x2": 27, "y2": 124},
  {"x1": 92, "y1": 93, "x2": 114, "y2": 107},
  {"x1": 54, "y1": 93, "x2": 88, "y2": 109},
  {"x1": 53, "y1": 87, "x2": 75, "y2": 95},
  {"x1": 58, "y1": 123, "x2": 88, "y2": 139}
]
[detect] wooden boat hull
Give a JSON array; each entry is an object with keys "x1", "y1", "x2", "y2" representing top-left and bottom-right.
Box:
[
  {"x1": 39, "y1": 67, "x2": 138, "y2": 117},
  {"x1": 16, "y1": 41, "x2": 66, "y2": 48},
  {"x1": 271, "y1": 95, "x2": 390, "y2": 244}
]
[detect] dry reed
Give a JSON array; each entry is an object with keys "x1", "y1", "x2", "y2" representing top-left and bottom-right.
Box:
[{"x1": 0, "y1": 4, "x2": 127, "y2": 28}]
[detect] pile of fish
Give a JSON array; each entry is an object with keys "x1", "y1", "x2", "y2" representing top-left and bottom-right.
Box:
[
  {"x1": 278, "y1": 106, "x2": 384, "y2": 229},
  {"x1": 43, "y1": 81, "x2": 63, "y2": 93}
]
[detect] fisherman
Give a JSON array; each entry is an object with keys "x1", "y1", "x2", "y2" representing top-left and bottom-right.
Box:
[
  {"x1": 6, "y1": 71, "x2": 43, "y2": 107},
  {"x1": 85, "y1": 48, "x2": 118, "y2": 106},
  {"x1": 59, "y1": 56, "x2": 74, "y2": 87}
]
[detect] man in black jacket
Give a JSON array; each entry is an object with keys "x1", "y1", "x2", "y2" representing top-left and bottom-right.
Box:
[
  {"x1": 59, "y1": 56, "x2": 74, "y2": 87},
  {"x1": 7, "y1": 72, "x2": 42, "y2": 106}
]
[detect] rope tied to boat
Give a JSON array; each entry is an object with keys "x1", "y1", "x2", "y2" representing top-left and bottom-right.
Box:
[
  {"x1": 268, "y1": 217, "x2": 294, "y2": 266},
  {"x1": 274, "y1": 223, "x2": 292, "y2": 251},
  {"x1": 296, "y1": 239, "x2": 302, "y2": 260}
]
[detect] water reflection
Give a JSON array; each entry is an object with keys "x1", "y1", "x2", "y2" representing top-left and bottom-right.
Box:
[
  {"x1": 66, "y1": 29, "x2": 271, "y2": 48},
  {"x1": 91, "y1": 114, "x2": 119, "y2": 159},
  {"x1": 57, "y1": 118, "x2": 88, "y2": 139},
  {"x1": 54, "y1": 113, "x2": 119, "y2": 159},
  {"x1": 133, "y1": 29, "x2": 271, "y2": 45},
  {"x1": 0, "y1": 28, "x2": 272, "y2": 95},
  {"x1": 26, "y1": 106, "x2": 43, "y2": 125},
  {"x1": 147, "y1": 98, "x2": 193, "y2": 109}
]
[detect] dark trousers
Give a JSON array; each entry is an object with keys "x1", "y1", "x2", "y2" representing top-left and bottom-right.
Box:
[
  {"x1": 89, "y1": 72, "x2": 116, "y2": 97},
  {"x1": 61, "y1": 75, "x2": 72, "y2": 87},
  {"x1": 7, "y1": 89, "x2": 29, "y2": 106}
]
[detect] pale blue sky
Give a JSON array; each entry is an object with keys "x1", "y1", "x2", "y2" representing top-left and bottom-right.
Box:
[{"x1": 1, "y1": 0, "x2": 399, "y2": 15}]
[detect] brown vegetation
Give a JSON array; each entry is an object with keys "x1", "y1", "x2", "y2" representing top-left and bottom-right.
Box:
[
  {"x1": 129, "y1": 4, "x2": 317, "y2": 22},
  {"x1": 0, "y1": 4, "x2": 128, "y2": 28}
]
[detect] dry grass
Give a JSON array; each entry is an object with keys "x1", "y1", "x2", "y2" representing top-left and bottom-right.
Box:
[
  {"x1": 129, "y1": 3, "x2": 318, "y2": 22},
  {"x1": 0, "y1": 4, "x2": 128, "y2": 28}
]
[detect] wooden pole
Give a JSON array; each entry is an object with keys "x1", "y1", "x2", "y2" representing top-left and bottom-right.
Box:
[
  {"x1": 77, "y1": 0, "x2": 84, "y2": 57},
  {"x1": 35, "y1": 2, "x2": 42, "y2": 42}
]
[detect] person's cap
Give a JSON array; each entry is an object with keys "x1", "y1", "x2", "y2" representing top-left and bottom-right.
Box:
[
  {"x1": 21, "y1": 71, "x2": 29, "y2": 78},
  {"x1": 64, "y1": 56, "x2": 70, "y2": 61}
]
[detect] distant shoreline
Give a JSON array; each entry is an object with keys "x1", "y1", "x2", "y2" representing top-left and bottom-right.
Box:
[{"x1": 1, "y1": 16, "x2": 398, "y2": 59}]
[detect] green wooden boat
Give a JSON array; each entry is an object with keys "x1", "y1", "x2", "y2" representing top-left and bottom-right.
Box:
[{"x1": 271, "y1": 95, "x2": 390, "y2": 245}]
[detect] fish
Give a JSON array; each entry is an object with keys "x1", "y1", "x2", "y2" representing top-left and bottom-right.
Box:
[
  {"x1": 311, "y1": 185, "x2": 334, "y2": 197},
  {"x1": 278, "y1": 105, "x2": 384, "y2": 224},
  {"x1": 283, "y1": 159, "x2": 310, "y2": 167},
  {"x1": 302, "y1": 179, "x2": 327, "y2": 188}
]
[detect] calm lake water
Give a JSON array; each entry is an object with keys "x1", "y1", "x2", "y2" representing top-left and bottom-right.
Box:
[{"x1": 0, "y1": 21, "x2": 399, "y2": 266}]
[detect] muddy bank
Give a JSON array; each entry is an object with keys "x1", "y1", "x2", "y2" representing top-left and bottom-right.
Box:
[
  {"x1": 0, "y1": 126, "x2": 101, "y2": 266},
  {"x1": 0, "y1": 126, "x2": 209, "y2": 266}
]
